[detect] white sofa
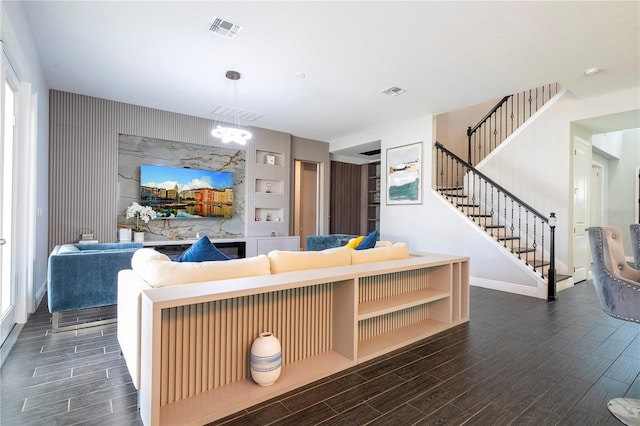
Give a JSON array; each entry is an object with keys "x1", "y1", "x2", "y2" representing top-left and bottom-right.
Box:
[
  {"x1": 117, "y1": 243, "x2": 469, "y2": 425},
  {"x1": 118, "y1": 243, "x2": 410, "y2": 390}
]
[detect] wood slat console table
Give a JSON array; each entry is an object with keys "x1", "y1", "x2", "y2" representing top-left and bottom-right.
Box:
[{"x1": 137, "y1": 253, "x2": 469, "y2": 425}]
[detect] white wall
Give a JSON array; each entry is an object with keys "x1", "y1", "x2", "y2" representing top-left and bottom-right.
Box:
[
  {"x1": 477, "y1": 88, "x2": 639, "y2": 279},
  {"x1": 2, "y1": 1, "x2": 49, "y2": 314},
  {"x1": 332, "y1": 87, "x2": 639, "y2": 298},
  {"x1": 435, "y1": 97, "x2": 500, "y2": 159},
  {"x1": 332, "y1": 114, "x2": 545, "y2": 297},
  {"x1": 593, "y1": 132, "x2": 623, "y2": 159},
  {"x1": 606, "y1": 129, "x2": 640, "y2": 253}
]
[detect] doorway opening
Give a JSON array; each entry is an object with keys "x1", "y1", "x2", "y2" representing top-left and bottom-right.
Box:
[{"x1": 294, "y1": 161, "x2": 320, "y2": 251}]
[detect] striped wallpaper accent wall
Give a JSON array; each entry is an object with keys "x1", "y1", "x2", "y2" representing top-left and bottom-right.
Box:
[{"x1": 48, "y1": 90, "x2": 291, "y2": 249}]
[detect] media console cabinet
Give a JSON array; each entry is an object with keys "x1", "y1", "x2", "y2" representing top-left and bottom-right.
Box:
[
  {"x1": 135, "y1": 252, "x2": 469, "y2": 425},
  {"x1": 143, "y1": 236, "x2": 299, "y2": 259}
]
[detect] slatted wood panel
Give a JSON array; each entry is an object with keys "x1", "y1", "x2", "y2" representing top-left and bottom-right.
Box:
[
  {"x1": 158, "y1": 284, "x2": 334, "y2": 405},
  {"x1": 359, "y1": 269, "x2": 433, "y2": 303},
  {"x1": 357, "y1": 267, "x2": 452, "y2": 341},
  {"x1": 48, "y1": 90, "x2": 291, "y2": 249},
  {"x1": 329, "y1": 161, "x2": 362, "y2": 234},
  {"x1": 358, "y1": 305, "x2": 435, "y2": 341}
]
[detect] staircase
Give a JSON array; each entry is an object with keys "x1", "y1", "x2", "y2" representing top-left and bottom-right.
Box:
[{"x1": 435, "y1": 84, "x2": 563, "y2": 300}]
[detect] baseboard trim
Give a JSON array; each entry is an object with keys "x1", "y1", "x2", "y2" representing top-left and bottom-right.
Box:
[
  {"x1": 35, "y1": 279, "x2": 47, "y2": 311},
  {"x1": 0, "y1": 322, "x2": 25, "y2": 368},
  {"x1": 471, "y1": 277, "x2": 540, "y2": 299}
]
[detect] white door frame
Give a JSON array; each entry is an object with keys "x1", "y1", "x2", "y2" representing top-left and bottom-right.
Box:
[
  {"x1": 1, "y1": 51, "x2": 18, "y2": 345},
  {"x1": 572, "y1": 136, "x2": 591, "y2": 283},
  {"x1": 0, "y1": 46, "x2": 36, "y2": 350}
]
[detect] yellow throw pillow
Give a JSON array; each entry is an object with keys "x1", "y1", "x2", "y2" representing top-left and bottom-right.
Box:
[{"x1": 346, "y1": 236, "x2": 364, "y2": 249}]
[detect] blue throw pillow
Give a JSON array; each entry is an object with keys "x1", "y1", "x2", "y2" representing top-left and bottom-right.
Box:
[
  {"x1": 356, "y1": 230, "x2": 378, "y2": 250},
  {"x1": 174, "y1": 236, "x2": 231, "y2": 262}
]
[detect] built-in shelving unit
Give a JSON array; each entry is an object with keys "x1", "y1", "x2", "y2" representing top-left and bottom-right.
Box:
[
  {"x1": 367, "y1": 161, "x2": 380, "y2": 234},
  {"x1": 246, "y1": 136, "x2": 291, "y2": 237},
  {"x1": 355, "y1": 260, "x2": 468, "y2": 362}
]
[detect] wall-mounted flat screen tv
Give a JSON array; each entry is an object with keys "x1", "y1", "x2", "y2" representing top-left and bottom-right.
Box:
[{"x1": 140, "y1": 164, "x2": 234, "y2": 219}]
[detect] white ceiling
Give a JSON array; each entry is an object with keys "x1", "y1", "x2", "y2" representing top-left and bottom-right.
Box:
[{"x1": 20, "y1": 1, "x2": 640, "y2": 146}]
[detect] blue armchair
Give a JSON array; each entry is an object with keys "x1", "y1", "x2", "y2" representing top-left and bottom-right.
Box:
[{"x1": 47, "y1": 242, "x2": 142, "y2": 332}]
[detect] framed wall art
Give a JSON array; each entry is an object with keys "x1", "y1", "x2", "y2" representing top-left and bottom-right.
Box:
[{"x1": 386, "y1": 142, "x2": 422, "y2": 205}]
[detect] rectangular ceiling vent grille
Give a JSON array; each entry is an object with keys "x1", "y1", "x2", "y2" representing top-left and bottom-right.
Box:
[
  {"x1": 212, "y1": 105, "x2": 262, "y2": 122},
  {"x1": 209, "y1": 17, "x2": 243, "y2": 39},
  {"x1": 381, "y1": 86, "x2": 407, "y2": 97}
]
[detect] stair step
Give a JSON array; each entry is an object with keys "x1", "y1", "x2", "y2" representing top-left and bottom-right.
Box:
[
  {"x1": 436, "y1": 188, "x2": 557, "y2": 282},
  {"x1": 513, "y1": 247, "x2": 535, "y2": 254},
  {"x1": 530, "y1": 259, "x2": 550, "y2": 268}
]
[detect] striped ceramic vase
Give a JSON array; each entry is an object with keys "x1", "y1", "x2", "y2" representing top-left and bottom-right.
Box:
[{"x1": 250, "y1": 332, "x2": 282, "y2": 386}]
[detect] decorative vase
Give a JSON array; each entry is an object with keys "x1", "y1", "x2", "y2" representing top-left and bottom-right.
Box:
[
  {"x1": 118, "y1": 228, "x2": 132, "y2": 242},
  {"x1": 133, "y1": 231, "x2": 145, "y2": 242},
  {"x1": 250, "y1": 332, "x2": 282, "y2": 386}
]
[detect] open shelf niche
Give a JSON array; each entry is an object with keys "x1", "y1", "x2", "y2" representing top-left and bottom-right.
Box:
[
  {"x1": 246, "y1": 136, "x2": 291, "y2": 237},
  {"x1": 356, "y1": 260, "x2": 469, "y2": 362}
]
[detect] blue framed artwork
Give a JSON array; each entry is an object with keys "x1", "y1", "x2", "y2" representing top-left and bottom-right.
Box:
[{"x1": 386, "y1": 142, "x2": 422, "y2": 205}]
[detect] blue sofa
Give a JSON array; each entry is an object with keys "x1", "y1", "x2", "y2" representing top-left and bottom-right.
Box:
[
  {"x1": 47, "y1": 242, "x2": 142, "y2": 331},
  {"x1": 306, "y1": 234, "x2": 358, "y2": 251}
]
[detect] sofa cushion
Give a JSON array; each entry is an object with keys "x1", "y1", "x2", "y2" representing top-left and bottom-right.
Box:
[
  {"x1": 356, "y1": 230, "x2": 378, "y2": 250},
  {"x1": 174, "y1": 235, "x2": 230, "y2": 262},
  {"x1": 351, "y1": 242, "x2": 409, "y2": 264},
  {"x1": 345, "y1": 236, "x2": 364, "y2": 249},
  {"x1": 375, "y1": 240, "x2": 392, "y2": 248},
  {"x1": 131, "y1": 248, "x2": 270, "y2": 287},
  {"x1": 57, "y1": 244, "x2": 80, "y2": 254},
  {"x1": 268, "y1": 246, "x2": 352, "y2": 274}
]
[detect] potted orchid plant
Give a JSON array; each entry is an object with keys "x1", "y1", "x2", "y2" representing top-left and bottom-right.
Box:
[{"x1": 126, "y1": 202, "x2": 155, "y2": 242}]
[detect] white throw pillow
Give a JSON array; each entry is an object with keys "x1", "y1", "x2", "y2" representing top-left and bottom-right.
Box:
[
  {"x1": 350, "y1": 242, "x2": 409, "y2": 265},
  {"x1": 131, "y1": 248, "x2": 271, "y2": 287},
  {"x1": 268, "y1": 246, "x2": 352, "y2": 274}
]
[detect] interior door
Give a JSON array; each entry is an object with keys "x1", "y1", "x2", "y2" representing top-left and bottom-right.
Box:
[
  {"x1": 294, "y1": 161, "x2": 319, "y2": 250},
  {"x1": 573, "y1": 137, "x2": 591, "y2": 283},
  {"x1": 1, "y1": 61, "x2": 17, "y2": 346},
  {"x1": 589, "y1": 164, "x2": 603, "y2": 226}
]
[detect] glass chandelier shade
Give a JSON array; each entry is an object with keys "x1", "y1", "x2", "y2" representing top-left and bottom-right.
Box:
[
  {"x1": 211, "y1": 70, "x2": 253, "y2": 145},
  {"x1": 211, "y1": 125, "x2": 252, "y2": 145}
]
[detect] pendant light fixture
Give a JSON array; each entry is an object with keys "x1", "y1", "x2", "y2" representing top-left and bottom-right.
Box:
[{"x1": 211, "y1": 70, "x2": 253, "y2": 145}]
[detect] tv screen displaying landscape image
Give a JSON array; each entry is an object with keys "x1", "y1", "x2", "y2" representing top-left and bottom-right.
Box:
[{"x1": 140, "y1": 164, "x2": 234, "y2": 218}]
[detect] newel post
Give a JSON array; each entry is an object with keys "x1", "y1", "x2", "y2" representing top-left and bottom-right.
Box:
[
  {"x1": 547, "y1": 212, "x2": 557, "y2": 301},
  {"x1": 466, "y1": 126, "x2": 473, "y2": 165}
]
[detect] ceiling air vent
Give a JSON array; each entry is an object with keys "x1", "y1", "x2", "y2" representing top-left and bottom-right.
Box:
[
  {"x1": 212, "y1": 105, "x2": 262, "y2": 122},
  {"x1": 360, "y1": 149, "x2": 381, "y2": 156},
  {"x1": 209, "y1": 17, "x2": 243, "y2": 39},
  {"x1": 380, "y1": 86, "x2": 407, "y2": 97}
]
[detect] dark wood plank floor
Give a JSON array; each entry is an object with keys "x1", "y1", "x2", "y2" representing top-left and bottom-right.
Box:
[{"x1": 1, "y1": 282, "x2": 638, "y2": 425}]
